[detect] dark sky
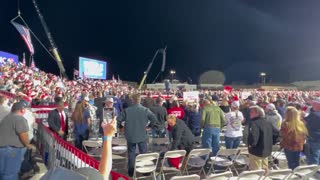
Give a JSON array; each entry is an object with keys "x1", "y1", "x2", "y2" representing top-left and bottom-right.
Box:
[{"x1": 2, "y1": 0, "x2": 320, "y2": 84}]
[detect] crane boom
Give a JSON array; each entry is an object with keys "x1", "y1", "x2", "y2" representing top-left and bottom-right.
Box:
[{"x1": 32, "y1": 0, "x2": 67, "y2": 78}]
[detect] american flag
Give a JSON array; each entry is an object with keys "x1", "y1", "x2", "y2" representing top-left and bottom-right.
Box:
[{"x1": 11, "y1": 22, "x2": 35, "y2": 55}]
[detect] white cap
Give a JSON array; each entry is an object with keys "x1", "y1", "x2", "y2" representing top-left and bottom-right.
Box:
[
  {"x1": 231, "y1": 101, "x2": 240, "y2": 108},
  {"x1": 105, "y1": 97, "x2": 114, "y2": 103},
  {"x1": 84, "y1": 96, "x2": 90, "y2": 101},
  {"x1": 266, "y1": 103, "x2": 276, "y2": 110}
]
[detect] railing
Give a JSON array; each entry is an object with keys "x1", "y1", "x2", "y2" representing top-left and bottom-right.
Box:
[{"x1": 0, "y1": 90, "x2": 129, "y2": 180}]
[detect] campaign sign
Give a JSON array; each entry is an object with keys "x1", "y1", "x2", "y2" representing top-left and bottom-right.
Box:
[
  {"x1": 79, "y1": 57, "x2": 107, "y2": 79},
  {"x1": 183, "y1": 91, "x2": 199, "y2": 102},
  {"x1": 0, "y1": 51, "x2": 19, "y2": 65}
]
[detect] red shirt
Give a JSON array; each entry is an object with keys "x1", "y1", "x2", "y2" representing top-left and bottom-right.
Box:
[
  {"x1": 167, "y1": 106, "x2": 185, "y2": 119},
  {"x1": 167, "y1": 106, "x2": 185, "y2": 132}
]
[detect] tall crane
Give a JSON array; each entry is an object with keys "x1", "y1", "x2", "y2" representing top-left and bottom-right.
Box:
[
  {"x1": 138, "y1": 46, "x2": 166, "y2": 89},
  {"x1": 32, "y1": 0, "x2": 67, "y2": 78}
]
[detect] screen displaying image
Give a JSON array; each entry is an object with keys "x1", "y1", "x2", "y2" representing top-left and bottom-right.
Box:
[{"x1": 79, "y1": 57, "x2": 107, "y2": 79}]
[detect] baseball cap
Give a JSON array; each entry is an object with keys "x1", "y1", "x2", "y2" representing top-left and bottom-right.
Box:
[
  {"x1": 105, "y1": 97, "x2": 114, "y2": 103},
  {"x1": 84, "y1": 96, "x2": 90, "y2": 101},
  {"x1": 231, "y1": 101, "x2": 240, "y2": 108},
  {"x1": 246, "y1": 95, "x2": 254, "y2": 101},
  {"x1": 266, "y1": 103, "x2": 276, "y2": 110},
  {"x1": 11, "y1": 101, "x2": 29, "y2": 111}
]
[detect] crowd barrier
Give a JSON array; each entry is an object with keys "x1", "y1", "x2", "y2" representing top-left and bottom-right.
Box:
[{"x1": 0, "y1": 90, "x2": 129, "y2": 180}]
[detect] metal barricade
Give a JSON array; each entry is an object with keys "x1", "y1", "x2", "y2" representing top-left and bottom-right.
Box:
[
  {"x1": 36, "y1": 119, "x2": 129, "y2": 180},
  {"x1": 0, "y1": 90, "x2": 129, "y2": 179}
]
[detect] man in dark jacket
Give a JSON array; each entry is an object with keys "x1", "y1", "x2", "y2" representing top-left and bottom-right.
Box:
[
  {"x1": 247, "y1": 105, "x2": 273, "y2": 173},
  {"x1": 167, "y1": 114, "x2": 194, "y2": 153},
  {"x1": 149, "y1": 97, "x2": 167, "y2": 138},
  {"x1": 48, "y1": 99, "x2": 68, "y2": 140},
  {"x1": 117, "y1": 93, "x2": 159, "y2": 177}
]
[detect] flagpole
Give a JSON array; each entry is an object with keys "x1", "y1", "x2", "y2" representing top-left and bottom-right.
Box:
[
  {"x1": 29, "y1": 54, "x2": 32, "y2": 67},
  {"x1": 22, "y1": 52, "x2": 26, "y2": 65}
]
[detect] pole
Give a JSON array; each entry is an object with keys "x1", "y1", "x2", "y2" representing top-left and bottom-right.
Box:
[
  {"x1": 138, "y1": 50, "x2": 160, "y2": 89},
  {"x1": 32, "y1": 0, "x2": 67, "y2": 78}
]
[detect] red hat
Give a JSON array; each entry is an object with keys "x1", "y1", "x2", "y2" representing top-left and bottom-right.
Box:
[
  {"x1": 23, "y1": 96, "x2": 32, "y2": 103},
  {"x1": 233, "y1": 95, "x2": 239, "y2": 101},
  {"x1": 40, "y1": 93, "x2": 49, "y2": 100},
  {"x1": 57, "y1": 91, "x2": 63, "y2": 97}
]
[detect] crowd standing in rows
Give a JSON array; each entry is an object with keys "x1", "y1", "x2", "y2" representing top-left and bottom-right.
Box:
[{"x1": 1, "y1": 61, "x2": 320, "y2": 178}]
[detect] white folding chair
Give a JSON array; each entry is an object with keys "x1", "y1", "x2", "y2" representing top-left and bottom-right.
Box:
[
  {"x1": 206, "y1": 171, "x2": 233, "y2": 180},
  {"x1": 159, "y1": 150, "x2": 187, "y2": 180},
  {"x1": 229, "y1": 169, "x2": 265, "y2": 180},
  {"x1": 82, "y1": 140, "x2": 102, "y2": 157},
  {"x1": 234, "y1": 149, "x2": 249, "y2": 172},
  {"x1": 183, "y1": 148, "x2": 211, "y2": 175},
  {"x1": 262, "y1": 169, "x2": 292, "y2": 180},
  {"x1": 170, "y1": 174, "x2": 200, "y2": 180},
  {"x1": 133, "y1": 152, "x2": 159, "y2": 180},
  {"x1": 286, "y1": 165, "x2": 320, "y2": 180},
  {"x1": 207, "y1": 149, "x2": 240, "y2": 176},
  {"x1": 111, "y1": 137, "x2": 127, "y2": 155},
  {"x1": 112, "y1": 138, "x2": 127, "y2": 146}
]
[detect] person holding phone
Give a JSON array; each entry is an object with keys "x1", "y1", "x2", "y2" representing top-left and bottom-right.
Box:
[{"x1": 97, "y1": 97, "x2": 118, "y2": 135}]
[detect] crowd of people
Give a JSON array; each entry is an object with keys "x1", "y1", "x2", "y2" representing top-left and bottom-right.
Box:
[{"x1": 1, "y1": 60, "x2": 320, "y2": 179}]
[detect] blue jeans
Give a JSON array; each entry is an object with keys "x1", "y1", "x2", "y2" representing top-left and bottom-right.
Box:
[
  {"x1": 191, "y1": 128, "x2": 201, "y2": 137},
  {"x1": 307, "y1": 141, "x2": 320, "y2": 165},
  {"x1": 284, "y1": 149, "x2": 300, "y2": 170},
  {"x1": 127, "y1": 141, "x2": 148, "y2": 177},
  {"x1": 74, "y1": 129, "x2": 89, "y2": 151},
  {"x1": 225, "y1": 136, "x2": 241, "y2": 149},
  {"x1": 202, "y1": 127, "x2": 220, "y2": 156},
  {"x1": 0, "y1": 146, "x2": 26, "y2": 180}
]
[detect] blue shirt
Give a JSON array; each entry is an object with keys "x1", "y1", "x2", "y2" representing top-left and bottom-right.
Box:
[{"x1": 74, "y1": 109, "x2": 91, "y2": 135}]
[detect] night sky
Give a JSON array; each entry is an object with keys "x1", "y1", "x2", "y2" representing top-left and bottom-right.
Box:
[{"x1": 2, "y1": 0, "x2": 320, "y2": 84}]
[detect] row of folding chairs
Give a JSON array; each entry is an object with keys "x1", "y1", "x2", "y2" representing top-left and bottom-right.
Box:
[
  {"x1": 133, "y1": 148, "x2": 212, "y2": 180},
  {"x1": 171, "y1": 164, "x2": 320, "y2": 180}
]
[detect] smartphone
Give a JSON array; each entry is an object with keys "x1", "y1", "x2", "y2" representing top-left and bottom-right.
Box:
[{"x1": 103, "y1": 108, "x2": 114, "y2": 123}]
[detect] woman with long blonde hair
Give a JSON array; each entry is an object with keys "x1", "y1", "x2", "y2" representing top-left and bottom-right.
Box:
[
  {"x1": 72, "y1": 101, "x2": 91, "y2": 151},
  {"x1": 280, "y1": 106, "x2": 308, "y2": 170}
]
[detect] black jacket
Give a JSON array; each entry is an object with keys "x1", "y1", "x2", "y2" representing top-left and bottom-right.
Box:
[
  {"x1": 48, "y1": 109, "x2": 69, "y2": 139},
  {"x1": 171, "y1": 120, "x2": 195, "y2": 150},
  {"x1": 248, "y1": 117, "x2": 273, "y2": 158},
  {"x1": 149, "y1": 105, "x2": 168, "y2": 129}
]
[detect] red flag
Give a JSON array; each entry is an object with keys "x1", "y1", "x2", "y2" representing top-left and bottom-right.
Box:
[{"x1": 224, "y1": 85, "x2": 233, "y2": 94}]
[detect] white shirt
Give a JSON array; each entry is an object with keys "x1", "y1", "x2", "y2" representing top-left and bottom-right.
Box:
[
  {"x1": 59, "y1": 110, "x2": 66, "y2": 130},
  {"x1": 225, "y1": 111, "x2": 244, "y2": 138},
  {"x1": 24, "y1": 109, "x2": 35, "y2": 141}
]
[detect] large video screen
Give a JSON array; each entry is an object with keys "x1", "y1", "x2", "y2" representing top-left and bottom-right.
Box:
[
  {"x1": 0, "y1": 51, "x2": 19, "y2": 65},
  {"x1": 79, "y1": 57, "x2": 107, "y2": 79}
]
